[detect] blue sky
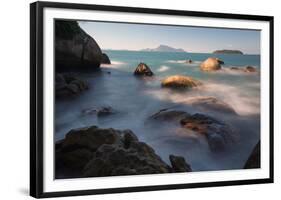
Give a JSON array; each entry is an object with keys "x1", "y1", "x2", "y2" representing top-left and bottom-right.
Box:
[{"x1": 79, "y1": 21, "x2": 260, "y2": 54}]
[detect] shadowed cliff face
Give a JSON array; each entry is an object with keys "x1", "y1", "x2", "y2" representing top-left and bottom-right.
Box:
[{"x1": 55, "y1": 20, "x2": 103, "y2": 71}]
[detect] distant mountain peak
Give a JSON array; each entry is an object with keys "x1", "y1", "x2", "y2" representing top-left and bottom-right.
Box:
[{"x1": 141, "y1": 45, "x2": 186, "y2": 52}]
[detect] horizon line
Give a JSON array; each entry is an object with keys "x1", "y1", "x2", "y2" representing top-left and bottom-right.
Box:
[{"x1": 102, "y1": 49, "x2": 260, "y2": 56}]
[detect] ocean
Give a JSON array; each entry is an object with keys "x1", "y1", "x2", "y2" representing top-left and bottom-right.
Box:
[{"x1": 55, "y1": 50, "x2": 260, "y2": 172}]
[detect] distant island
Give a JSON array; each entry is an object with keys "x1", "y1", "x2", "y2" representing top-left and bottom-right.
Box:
[
  {"x1": 213, "y1": 49, "x2": 244, "y2": 55},
  {"x1": 141, "y1": 45, "x2": 186, "y2": 52}
]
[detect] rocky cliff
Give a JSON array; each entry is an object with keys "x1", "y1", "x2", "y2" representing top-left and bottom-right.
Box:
[{"x1": 55, "y1": 20, "x2": 103, "y2": 71}]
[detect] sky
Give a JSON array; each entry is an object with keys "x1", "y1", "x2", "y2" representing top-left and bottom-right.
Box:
[{"x1": 78, "y1": 21, "x2": 260, "y2": 54}]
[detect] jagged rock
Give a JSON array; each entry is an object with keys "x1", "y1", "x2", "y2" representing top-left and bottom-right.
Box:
[
  {"x1": 55, "y1": 20, "x2": 102, "y2": 70},
  {"x1": 161, "y1": 75, "x2": 202, "y2": 89},
  {"x1": 244, "y1": 141, "x2": 260, "y2": 169},
  {"x1": 101, "y1": 53, "x2": 111, "y2": 64},
  {"x1": 169, "y1": 155, "x2": 192, "y2": 172},
  {"x1": 55, "y1": 126, "x2": 191, "y2": 178},
  {"x1": 200, "y1": 57, "x2": 222, "y2": 71},
  {"x1": 134, "y1": 63, "x2": 154, "y2": 76}
]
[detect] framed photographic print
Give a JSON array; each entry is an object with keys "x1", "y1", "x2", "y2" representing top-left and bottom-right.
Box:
[{"x1": 30, "y1": 1, "x2": 274, "y2": 198}]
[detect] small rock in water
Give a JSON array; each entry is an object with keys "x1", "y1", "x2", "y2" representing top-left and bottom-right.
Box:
[
  {"x1": 134, "y1": 63, "x2": 154, "y2": 76},
  {"x1": 82, "y1": 106, "x2": 115, "y2": 117},
  {"x1": 244, "y1": 66, "x2": 257, "y2": 72},
  {"x1": 200, "y1": 57, "x2": 222, "y2": 71},
  {"x1": 97, "y1": 106, "x2": 115, "y2": 117},
  {"x1": 230, "y1": 67, "x2": 239, "y2": 70},
  {"x1": 185, "y1": 59, "x2": 192, "y2": 64}
]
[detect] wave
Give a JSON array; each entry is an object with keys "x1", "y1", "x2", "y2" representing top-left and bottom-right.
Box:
[
  {"x1": 101, "y1": 60, "x2": 126, "y2": 68},
  {"x1": 166, "y1": 60, "x2": 187, "y2": 64},
  {"x1": 157, "y1": 65, "x2": 170, "y2": 72},
  {"x1": 144, "y1": 81, "x2": 260, "y2": 116},
  {"x1": 166, "y1": 60, "x2": 201, "y2": 64}
]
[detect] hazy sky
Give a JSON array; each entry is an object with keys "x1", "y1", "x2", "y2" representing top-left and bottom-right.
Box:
[{"x1": 78, "y1": 21, "x2": 260, "y2": 54}]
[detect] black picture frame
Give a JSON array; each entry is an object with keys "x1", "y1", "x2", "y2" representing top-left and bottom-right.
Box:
[{"x1": 30, "y1": 1, "x2": 274, "y2": 198}]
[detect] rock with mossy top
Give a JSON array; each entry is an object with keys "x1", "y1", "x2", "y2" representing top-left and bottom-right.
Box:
[{"x1": 161, "y1": 75, "x2": 202, "y2": 89}]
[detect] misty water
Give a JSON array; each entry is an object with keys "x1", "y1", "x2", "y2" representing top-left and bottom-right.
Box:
[{"x1": 55, "y1": 51, "x2": 260, "y2": 172}]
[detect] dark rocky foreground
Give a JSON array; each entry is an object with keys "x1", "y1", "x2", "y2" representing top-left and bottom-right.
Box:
[
  {"x1": 55, "y1": 126, "x2": 192, "y2": 179},
  {"x1": 244, "y1": 141, "x2": 260, "y2": 169}
]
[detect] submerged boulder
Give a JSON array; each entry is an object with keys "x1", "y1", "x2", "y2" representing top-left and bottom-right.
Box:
[
  {"x1": 56, "y1": 73, "x2": 88, "y2": 98},
  {"x1": 55, "y1": 20, "x2": 103, "y2": 71},
  {"x1": 184, "y1": 96, "x2": 237, "y2": 115},
  {"x1": 101, "y1": 53, "x2": 111, "y2": 64},
  {"x1": 82, "y1": 106, "x2": 116, "y2": 117},
  {"x1": 200, "y1": 57, "x2": 222, "y2": 71},
  {"x1": 148, "y1": 109, "x2": 190, "y2": 123},
  {"x1": 180, "y1": 113, "x2": 237, "y2": 151},
  {"x1": 55, "y1": 126, "x2": 191, "y2": 178},
  {"x1": 161, "y1": 75, "x2": 202, "y2": 89},
  {"x1": 244, "y1": 141, "x2": 260, "y2": 169},
  {"x1": 134, "y1": 63, "x2": 154, "y2": 76}
]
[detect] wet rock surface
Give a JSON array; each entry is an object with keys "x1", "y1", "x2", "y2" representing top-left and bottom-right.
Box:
[
  {"x1": 180, "y1": 113, "x2": 237, "y2": 151},
  {"x1": 55, "y1": 126, "x2": 191, "y2": 178},
  {"x1": 161, "y1": 75, "x2": 202, "y2": 89}
]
